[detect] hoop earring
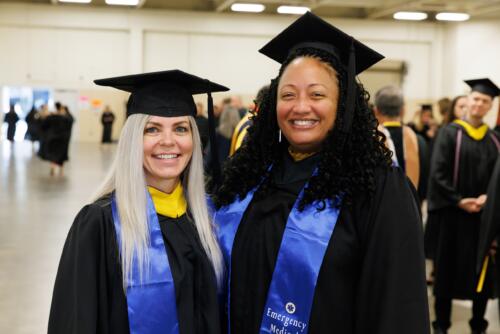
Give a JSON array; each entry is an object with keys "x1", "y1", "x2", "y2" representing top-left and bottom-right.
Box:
[{"x1": 278, "y1": 129, "x2": 282, "y2": 143}]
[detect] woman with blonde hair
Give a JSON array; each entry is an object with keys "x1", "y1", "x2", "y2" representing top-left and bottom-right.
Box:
[{"x1": 48, "y1": 70, "x2": 227, "y2": 334}]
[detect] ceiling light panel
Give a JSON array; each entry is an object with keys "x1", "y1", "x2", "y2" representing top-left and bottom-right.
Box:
[
  {"x1": 58, "y1": 0, "x2": 91, "y2": 3},
  {"x1": 105, "y1": 0, "x2": 139, "y2": 6},
  {"x1": 393, "y1": 11, "x2": 428, "y2": 21},
  {"x1": 231, "y1": 3, "x2": 265, "y2": 13},
  {"x1": 435, "y1": 12, "x2": 470, "y2": 21},
  {"x1": 277, "y1": 6, "x2": 310, "y2": 15}
]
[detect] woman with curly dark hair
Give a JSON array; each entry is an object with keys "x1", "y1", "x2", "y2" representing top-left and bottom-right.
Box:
[{"x1": 212, "y1": 12, "x2": 429, "y2": 334}]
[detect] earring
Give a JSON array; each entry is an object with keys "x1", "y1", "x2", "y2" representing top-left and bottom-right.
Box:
[{"x1": 278, "y1": 129, "x2": 282, "y2": 143}]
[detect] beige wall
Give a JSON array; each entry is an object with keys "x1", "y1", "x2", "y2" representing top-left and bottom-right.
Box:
[
  {"x1": 0, "y1": 3, "x2": 499, "y2": 139},
  {"x1": 76, "y1": 90, "x2": 128, "y2": 143}
]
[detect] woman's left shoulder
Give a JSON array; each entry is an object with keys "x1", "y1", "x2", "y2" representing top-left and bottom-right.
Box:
[
  {"x1": 373, "y1": 165, "x2": 415, "y2": 194},
  {"x1": 350, "y1": 166, "x2": 420, "y2": 233},
  {"x1": 370, "y1": 166, "x2": 421, "y2": 228}
]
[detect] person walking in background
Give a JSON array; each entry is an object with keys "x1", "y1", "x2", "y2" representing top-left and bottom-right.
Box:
[
  {"x1": 4, "y1": 104, "x2": 19, "y2": 142},
  {"x1": 61, "y1": 105, "x2": 74, "y2": 164},
  {"x1": 37, "y1": 104, "x2": 50, "y2": 159},
  {"x1": 373, "y1": 85, "x2": 420, "y2": 190},
  {"x1": 48, "y1": 70, "x2": 228, "y2": 334},
  {"x1": 212, "y1": 12, "x2": 429, "y2": 334},
  {"x1": 39, "y1": 103, "x2": 74, "y2": 176},
  {"x1": 101, "y1": 105, "x2": 115, "y2": 144},
  {"x1": 428, "y1": 78, "x2": 500, "y2": 334},
  {"x1": 24, "y1": 105, "x2": 41, "y2": 148}
]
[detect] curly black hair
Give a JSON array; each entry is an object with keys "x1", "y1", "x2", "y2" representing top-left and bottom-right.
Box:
[{"x1": 212, "y1": 47, "x2": 392, "y2": 209}]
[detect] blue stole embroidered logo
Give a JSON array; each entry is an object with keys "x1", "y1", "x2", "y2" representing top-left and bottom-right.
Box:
[
  {"x1": 111, "y1": 193, "x2": 180, "y2": 334},
  {"x1": 215, "y1": 179, "x2": 341, "y2": 334}
]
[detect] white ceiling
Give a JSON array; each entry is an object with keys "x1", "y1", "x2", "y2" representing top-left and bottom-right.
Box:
[{"x1": 2, "y1": 0, "x2": 500, "y2": 19}]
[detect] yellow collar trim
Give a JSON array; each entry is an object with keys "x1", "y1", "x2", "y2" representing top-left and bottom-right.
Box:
[
  {"x1": 147, "y1": 182, "x2": 187, "y2": 218},
  {"x1": 288, "y1": 146, "x2": 318, "y2": 162},
  {"x1": 382, "y1": 121, "x2": 402, "y2": 127},
  {"x1": 453, "y1": 119, "x2": 489, "y2": 141}
]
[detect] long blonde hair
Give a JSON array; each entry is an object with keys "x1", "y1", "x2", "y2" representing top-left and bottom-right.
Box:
[{"x1": 91, "y1": 114, "x2": 224, "y2": 289}]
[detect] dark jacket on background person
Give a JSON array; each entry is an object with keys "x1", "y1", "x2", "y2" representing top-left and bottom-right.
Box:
[
  {"x1": 39, "y1": 113, "x2": 74, "y2": 165},
  {"x1": 4, "y1": 109, "x2": 19, "y2": 141}
]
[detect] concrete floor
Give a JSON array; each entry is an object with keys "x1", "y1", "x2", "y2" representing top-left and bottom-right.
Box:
[{"x1": 0, "y1": 139, "x2": 499, "y2": 334}]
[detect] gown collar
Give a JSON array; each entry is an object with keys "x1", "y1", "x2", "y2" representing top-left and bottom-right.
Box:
[
  {"x1": 147, "y1": 182, "x2": 187, "y2": 218},
  {"x1": 453, "y1": 119, "x2": 489, "y2": 141},
  {"x1": 382, "y1": 121, "x2": 402, "y2": 127},
  {"x1": 272, "y1": 149, "x2": 321, "y2": 186},
  {"x1": 287, "y1": 146, "x2": 319, "y2": 162}
]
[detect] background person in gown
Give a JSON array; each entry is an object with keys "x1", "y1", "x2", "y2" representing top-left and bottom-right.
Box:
[
  {"x1": 428, "y1": 78, "x2": 500, "y2": 334},
  {"x1": 101, "y1": 105, "x2": 115, "y2": 144}
]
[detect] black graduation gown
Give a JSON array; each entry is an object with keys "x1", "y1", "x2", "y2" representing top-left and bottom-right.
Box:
[
  {"x1": 229, "y1": 152, "x2": 430, "y2": 334},
  {"x1": 25, "y1": 109, "x2": 41, "y2": 141},
  {"x1": 417, "y1": 133, "x2": 430, "y2": 202},
  {"x1": 48, "y1": 196, "x2": 221, "y2": 334},
  {"x1": 4, "y1": 110, "x2": 19, "y2": 141},
  {"x1": 477, "y1": 154, "x2": 500, "y2": 271},
  {"x1": 427, "y1": 123, "x2": 499, "y2": 299},
  {"x1": 101, "y1": 112, "x2": 115, "y2": 143},
  {"x1": 40, "y1": 114, "x2": 73, "y2": 165}
]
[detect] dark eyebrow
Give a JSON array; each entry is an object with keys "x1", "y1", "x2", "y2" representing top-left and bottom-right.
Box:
[{"x1": 279, "y1": 83, "x2": 327, "y2": 89}]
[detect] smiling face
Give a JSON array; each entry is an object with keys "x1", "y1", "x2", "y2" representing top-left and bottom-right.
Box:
[
  {"x1": 467, "y1": 91, "x2": 493, "y2": 121},
  {"x1": 143, "y1": 116, "x2": 193, "y2": 192},
  {"x1": 276, "y1": 56, "x2": 339, "y2": 153}
]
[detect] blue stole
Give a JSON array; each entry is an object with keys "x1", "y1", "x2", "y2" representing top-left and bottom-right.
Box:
[
  {"x1": 111, "y1": 193, "x2": 180, "y2": 334},
  {"x1": 215, "y1": 176, "x2": 341, "y2": 334}
]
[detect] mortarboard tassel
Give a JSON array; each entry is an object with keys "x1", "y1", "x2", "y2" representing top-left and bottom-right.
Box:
[
  {"x1": 206, "y1": 83, "x2": 222, "y2": 188},
  {"x1": 339, "y1": 38, "x2": 356, "y2": 148}
]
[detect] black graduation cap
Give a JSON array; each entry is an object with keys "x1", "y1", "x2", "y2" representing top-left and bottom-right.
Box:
[
  {"x1": 94, "y1": 69, "x2": 230, "y2": 186},
  {"x1": 464, "y1": 78, "x2": 500, "y2": 99},
  {"x1": 94, "y1": 70, "x2": 229, "y2": 118},
  {"x1": 259, "y1": 11, "x2": 384, "y2": 140}
]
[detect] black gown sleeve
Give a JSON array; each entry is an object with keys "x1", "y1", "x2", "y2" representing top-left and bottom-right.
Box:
[
  {"x1": 428, "y1": 125, "x2": 461, "y2": 210},
  {"x1": 48, "y1": 203, "x2": 129, "y2": 334},
  {"x1": 355, "y1": 168, "x2": 430, "y2": 334},
  {"x1": 477, "y1": 155, "x2": 500, "y2": 269}
]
